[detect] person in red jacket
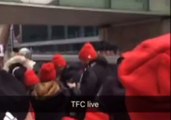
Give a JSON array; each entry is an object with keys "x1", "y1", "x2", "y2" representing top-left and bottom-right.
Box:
[{"x1": 119, "y1": 33, "x2": 170, "y2": 120}]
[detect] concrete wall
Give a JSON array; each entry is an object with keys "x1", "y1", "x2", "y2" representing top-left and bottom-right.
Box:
[{"x1": 102, "y1": 18, "x2": 170, "y2": 52}]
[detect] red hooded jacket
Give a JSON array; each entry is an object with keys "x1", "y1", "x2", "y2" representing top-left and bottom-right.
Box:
[{"x1": 119, "y1": 33, "x2": 171, "y2": 120}]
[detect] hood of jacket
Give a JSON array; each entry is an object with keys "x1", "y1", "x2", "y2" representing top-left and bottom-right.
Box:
[{"x1": 3, "y1": 55, "x2": 36, "y2": 72}]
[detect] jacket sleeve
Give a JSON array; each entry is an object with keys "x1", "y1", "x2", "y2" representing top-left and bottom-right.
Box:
[
  {"x1": 80, "y1": 69, "x2": 98, "y2": 96},
  {"x1": 12, "y1": 66, "x2": 27, "y2": 83}
]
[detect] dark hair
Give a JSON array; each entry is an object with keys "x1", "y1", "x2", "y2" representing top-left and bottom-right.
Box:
[
  {"x1": 13, "y1": 48, "x2": 19, "y2": 53},
  {"x1": 61, "y1": 64, "x2": 83, "y2": 85}
]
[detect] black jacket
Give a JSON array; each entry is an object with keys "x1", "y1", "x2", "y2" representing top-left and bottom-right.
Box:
[
  {"x1": 31, "y1": 93, "x2": 67, "y2": 120},
  {"x1": 58, "y1": 63, "x2": 84, "y2": 120},
  {"x1": 80, "y1": 57, "x2": 114, "y2": 96},
  {"x1": 79, "y1": 57, "x2": 130, "y2": 120},
  {"x1": 9, "y1": 63, "x2": 27, "y2": 85},
  {"x1": 30, "y1": 81, "x2": 71, "y2": 120},
  {"x1": 0, "y1": 70, "x2": 30, "y2": 120},
  {"x1": 60, "y1": 63, "x2": 83, "y2": 96}
]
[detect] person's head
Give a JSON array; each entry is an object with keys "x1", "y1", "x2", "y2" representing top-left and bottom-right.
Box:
[
  {"x1": 24, "y1": 70, "x2": 40, "y2": 88},
  {"x1": 19, "y1": 48, "x2": 32, "y2": 60},
  {"x1": 79, "y1": 42, "x2": 98, "y2": 65},
  {"x1": 52, "y1": 54, "x2": 67, "y2": 73},
  {"x1": 10, "y1": 48, "x2": 19, "y2": 57},
  {"x1": 39, "y1": 62, "x2": 57, "y2": 82},
  {"x1": 26, "y1": 62, "x2": 61, "y2": 98},
  {"x1": 61, "y1": 67, "x2": 81, "y2": 89},
  {"x1": 119, "y1": 33, "x2": 170, "y2": 120}
]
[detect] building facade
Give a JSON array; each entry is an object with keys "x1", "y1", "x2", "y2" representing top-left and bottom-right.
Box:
[
  {"x1": 13, "y1": 25, "x2": 99, "y2": 54},
  {"x1": 0, "y1": 0, "x2": 170, "y2": 62}
]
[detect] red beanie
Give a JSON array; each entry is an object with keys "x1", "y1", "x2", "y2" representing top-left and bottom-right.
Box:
[
  {"x1": 25, "y1": 70, "x2": 40, "y2": 87},
  {"x1": 40, "y1": 62, "x2": 57, "y2": 82},
  {"x1": 52, "y1": 54, "x2": 67, "y2": 69},
  {"x1": 85, "y1": 112, "x2": 110, "y2": 120},
  {"x1": 119, "y1": 33, "x2": 171, "y2": 120},
  {"x1": 79, "y1": 42, "x2": 97, "y2": 62}
]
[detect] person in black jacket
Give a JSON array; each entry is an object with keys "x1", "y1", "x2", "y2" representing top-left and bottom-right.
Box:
[
  {"x1": 60, "y1": 63, "x2": 83, "y2": 95},
  {"x1": 2, "y1": 48, "x2": 39, "y2": 120},
  {"x1": 78, "y1": 42, "x2": 114, "y2": 96},
  {"x1": 3, "y1": 55, "x2": 37, "y2": 88},
  {"x1": 78, "y1": 42, "x2": 130, "y2": 120},
  {"x1": 30, "y1": 62, "x2": 70, "y2": 120},
  {"x1": 52, "y1": 54, "x2": 82, "y2": 96},
  {"x1": 52, "y1": 54, "x2": 83, "y2": 120},
  {"x1": 0, "y1": 69, "x2": 30, "y2": 120}
]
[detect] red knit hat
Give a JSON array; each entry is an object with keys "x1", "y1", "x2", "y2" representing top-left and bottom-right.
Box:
[
  {"x1": 79, "y1": 42, "x2": 97, "y2": 62},
  {"x1": 40, "y1": 62, "x2": 57, "y2": 82},
  {"x1": 85, "y1": 112, "x2": 110, "y2": 120},
  {"x1": 25, "y1": 70, "x2": 40, "y2": 87},
  {"x1": 119, "y1": 33, "x2": 170, "y2": 120},
  {"x1": 52, "y1": 54, "x2": 67, "y2": 69}
]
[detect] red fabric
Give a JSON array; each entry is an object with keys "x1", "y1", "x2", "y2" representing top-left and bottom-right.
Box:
[
  {"x1": 62, "y1": 117, "x2": 78, "y2": 120},
  {"x1": 85, "y1": 112, "x2": 110, "y2": 120},
  {"x1": 79, "y1": 42, "x2": 97, "y2": 62},
  {"x1": 28, "y1": 108, "x2": 35, "y2": 120},
  {"x1": 40, "y1": 62, "x2": 57, "y2": 82},
  {"x1": 24, "y1": 70, "x2": 40, "y2": 87},
  {"x1": 119, "y1": 33, "x2": 171, "y2": 120},
  {"x1": 52, "y1": 54, "x2": 67, "y2": 68},
  {"x1": 31, "y1": 112, "x2": 35, "y2": 120}
]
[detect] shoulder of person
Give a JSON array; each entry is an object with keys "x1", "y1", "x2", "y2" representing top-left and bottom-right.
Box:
[
  {"x1": 3, "y1": 55, "x2": 26, "y2": 72},
  {"x1": 91, "y1": 56, "x2": 109, "y2": 68}
]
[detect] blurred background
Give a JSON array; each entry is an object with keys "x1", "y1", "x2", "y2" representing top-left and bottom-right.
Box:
[{"x1": 0, "y1": 0, "x2": 170, "y2": 67}]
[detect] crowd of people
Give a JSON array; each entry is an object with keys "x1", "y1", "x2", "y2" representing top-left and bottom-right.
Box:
[{"x1": 0, "y1": 33, "x2": 170, "y2": 120}]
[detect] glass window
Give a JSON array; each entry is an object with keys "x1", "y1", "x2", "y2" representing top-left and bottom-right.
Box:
[
  {"x1": 52, "y1": 26, "x2": 65, "y2": 40},
  {"x1": 31, "y1": 43, "x2": 82, "y2": 54},
  {"x1": 31, "y1": 41, "x2": 116, "y2": 55},
  {"x1": 67, "y1": 26, "x2": 81, "y2": 39},
  {"x1": 84, "y1": 26, "x2": 95, "y2": 37},
  {"x1": 95, "y1": 27, "x2": 99, "y2": 35},
  {"x1": 32, "y1": 45, "x2": 57, "y2": 54},
  {"x1": 22, "y1": 25, "x2": 48, "y2": 42}
]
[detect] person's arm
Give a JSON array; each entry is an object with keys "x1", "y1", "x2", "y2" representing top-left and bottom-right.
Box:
[{"x1": 80, "y1": 70, "x2": 98, "y2": 96}]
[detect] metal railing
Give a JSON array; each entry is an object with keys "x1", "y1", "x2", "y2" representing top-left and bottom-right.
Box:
[
  {"x1": 32, "y1": 53, "x2": 118, "y2": 64},
  {"x1": 14, "y1": 36, "x2": 100, "y2": 47}
]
